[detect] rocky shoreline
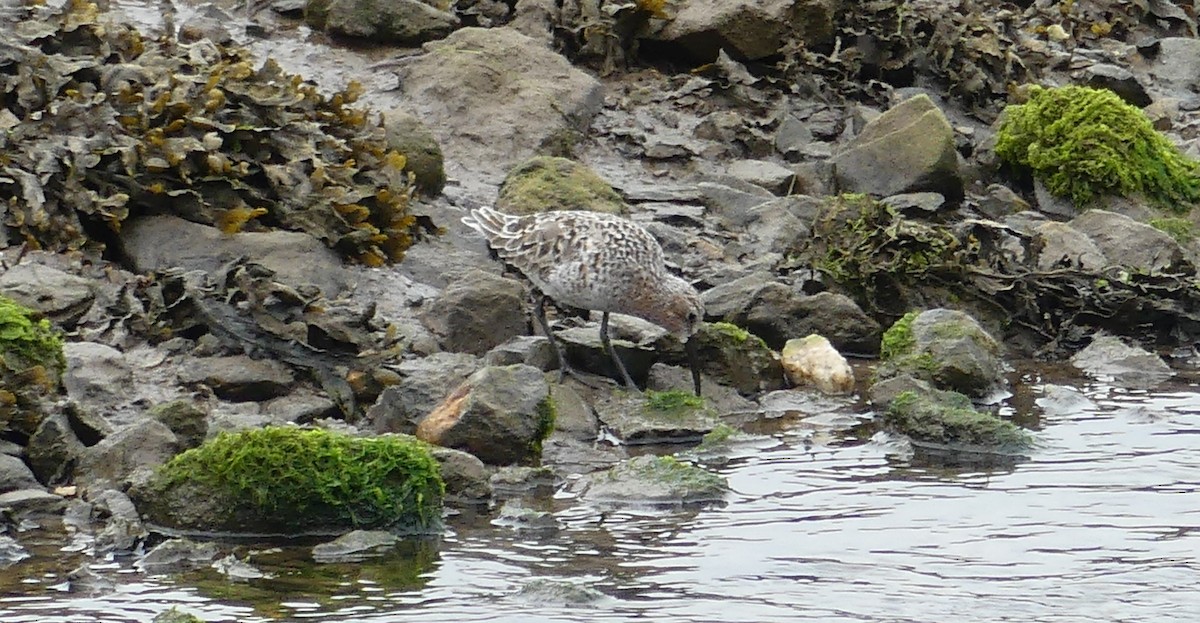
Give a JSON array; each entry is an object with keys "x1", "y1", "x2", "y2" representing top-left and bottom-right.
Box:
[{"x1": 2, "y1": 0, "x2": 1200, "y2": 590}]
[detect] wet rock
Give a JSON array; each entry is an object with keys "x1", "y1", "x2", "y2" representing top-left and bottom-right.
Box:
[
  {"x1": 700, "y1": 272, "x2": 774, "y2": 319},
  {"x1": 683, "y1": 322, "x2": 784, "y2": 395},
  {"x1": 735, "y1": 283, "x2": 882, "y2": 355},
  {"x1": 832, "y1": 94, "x2": 963, "y2": 199},
  {"x1": 578, "y1": 455, "x2": 727, "y2": 505},
  {"x1": 263, "y1": 392, "x2": 339, "y2": 425},
  {"x1": 492, "y1": 501, "x2": 558, "y2": 533},
  {"x1": 212, "y1": 554, "x2": 267, "y2": 581},
  {"x1": 0, "y1": 453, "x2": 40, "y2": 493},
  {"x1": 153, "y1": 607, "x2": 206, "y2": 623},
  {"x1": 878, "y1": 309, "x2": 1007, "y2": 399},
  {"x1": 416, "y1": 364, "x2": 554, "y2": 465},
  {"x1": 1033, "y1": 221, "x2": 1108, "y2": 271},
  {"x1": 91, "y1": 489, "x2": 147, "y2": 555},
  {"x1": 867, "y1": 374, "x2": 936, "y2": 409},
  {"x1": 421, "y1": 270, "x2": 528, "y2": 356},
  {"x1": 383, "y1": 109, "x2": 446, "y2": 195},
  {"x1": 883, "y1": 388, "x2": 1032, "y2": 462},
  {"x1": 178, "y1": 10, "x2": 234, "y2": 45},
  {"x1": 510, "y1": 0, "x2": 555, "y2": 42},
  {"x1": 0, "y1": 534, "x2": 30, "y2": 567},
  {"x1": 65, "y1": 563, "x2": 115, "y2": 594},
  {"x1": 489, "y1": 465, "x2": 557, "y2": 497},
  {"x1": 593, "y1": 391, "x2": 718, "y2": 445},
  {"x1": 62, "y1": 342, "x2": 133, "y2": 408},
  {"x1": 646, "y1": 363, "x2": 757, "y2": 416},
  {"x1": 647, "y1": 0, "x2": 836, "y2": 62},
  {"x1": 881, "y1": 192, "x2": 947, "y2": 215},
  {"x1": 1070, "y1": 334, "x2": 1175, "y2": 388},
  {"x1": 977, "y1": 184, "x2": 1032, "y2": 220},
  {"x1": 496, "y1": 156, "x2": 627, "y2": 215},
  {"x1": 1068, "y1": 209, "x2": 1188, "y2": 273},
  {"x1": 556, "y1": 323, "x2": 658, "y2": 386},
  {"x1": 147, "y1": 400, "x2": 209, "y2": 450},
  {"x1": 544, "y1": 384, "x2": 597, "y2": 441},
  {"x1": 27, "y1": 407, "x2": 88, "y2": 485},
  {"x1": 539, "y1": 436, "x2": 625, "y2": 476},
  {"x1": 430, "y1": 446, "x2": 493, "y2": 506},
  {"x1": 136, "y1": 539, "x2": 220, "y2": 575},
  {"x1": 395, "y1": 27, "x2": 604, "y2": 177},
  {"x1": 743, "y1": 197, "x2": 812, "y2": 256},
  {"x1": 483, "y1": 335, "x2": 557, "y2": 370},
  {"x1": 76, "y1": 420, "x2": 179, "y2": 491},
  {"x1": 513, "y1": 578, "x2": 610, "y2": 607},
  {"x1": 367, "y1": 352, "x2": 480, "y2": 434},
  {"x1": 0, "y1": 488, "x2": 66, "y2": 520},
  {"x1": 177, "y1": 355, "x2": 295, "y2": 402},
  {"x1": 305, "y1": 0, "x2": 459, "y2": 45},
  {"x1": 724, "y1": 159, "x2": 796, "y2": 194},
  {"x1": 312, "y1": 530, "x2": 401, "y2": 563},
  {"x1": 697, "y1": 181, "x2": 773, "y2": 228},
  {"x1": 0, "y1": 263, "x2": 94, "y2": 325},
  {"x1": 120, "y1": 215, "x2": 348, "y2": 297},
  {"x1": 781, "y1": 335, "x2": 855, "y2": 395}
]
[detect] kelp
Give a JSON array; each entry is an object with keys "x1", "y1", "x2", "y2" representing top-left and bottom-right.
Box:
[{"x1": 0, "y1": 0, "x2": 427, "y2": 265}]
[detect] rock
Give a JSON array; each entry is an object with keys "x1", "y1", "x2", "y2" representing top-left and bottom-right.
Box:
[
  {"x1": 27, "y1": 407, "x2": 88, "y2": 486},
  {"x1": 743, "y1": 197, "x2": 811, "y2": 256},
  {"x1": 878, "y1": 309, "x2": 1007, "y2": 399},
  {"x1": 514, "y1": 578, "x2": 610, "y2": 607},
  {"x1": 593, "y1": 391, "x2": 718, "y2": 445},
  {"x1": 482, "y1": 335, "x2": 557, "y2": 370},
  {"x1": 578, "y1": 455, "x2": 727, "y2": 505},
  {"x1": 510, "y1": 0, "x2": 555, "y2": 42},
  {"x1": 430, "y1": 446, "x2": 492, "y2": 506},
  {"x1": 263, "y1": 392, "x2": 339, "y2": 424},
  {"x1": 496, "y1": 156, "x2": 627, "y2": 215},
  {"x1": 120, "y1": 215, "x2": 348, "y2": 297},
  {"x1": 367, "y1": 352, "x2": 481, "y2": 434},
  {"x1": 556, "y1": 323, "x2": 658, "y2": 386},
  {"x1": 831, "y1": 94, "x2": 963, "y2": 199},
  {"x1": 394, "y1": 27, "x2": 604, "y2": 177},
  {"x1": 697, "y1": 181, "x2": 773, "y2": 228},
  {"x1": 136, "y1": 539, "x2": 220, "y2": 574},
  {"x1": 700, "y1": 272, "x2": 775, "y2": 319},
  {"x1": 539, "y1": 436, "x2": 625, "y2": 476},
  {"x1": 0, "y1": 534, "x2": 30, "y2": 567},
  {"x1": 177, "y1": 355, "x2": 295, "y2": 402},
  {"x1": 305, "y1": 0, "x2": 459, "y2": 45},
  {"x1": 1147, "y1": 37, "x2": 1200, "y2": 93},
  {"x1": 312, "y1": 530, "x2": 401, "y2": 563},
  {"x1": 543, "y1": 384, "x2": 597, "y2": 441},
  {"x1": 781, "y1": 335, "x2": 855, "y2": 395},
  {"x1": 0, "y1": 453, "x2": 41, "y2": 493},
  {"x1": 76, "y1": 420, "x2": 180, "y2": 491},
  {"x1": 1033, "y1": 221, "x2": 1108, "y2": 271},
  {"x1": 1068, "y1": 209, "x2": 1188, "y2": 273},
  {"x1": 421, "y1": 270, "x2": 528, "y2": 356},
  {"x1": 645, "y1": 363, "x2": 758, "y2": 416},
  {"x1": 491, "y1": 500, "x2": 558, "y2": 533},
  {"x1": 1083, "y1": 63, "x2": 1150, "y2": 107},
  {"x1": 737, "y1": 284, "x2": 882, "y2": 355},
  {"x1": 724, "y1": 159, "x2": 796, "y2": 194},
  {"x1": 0, "y1": 263, "x2": 94, "y2": 325},
  {"x1": 0, "y1": 488, "x2": 66, "y2": 520},
  {"x1": 883, "y1": 388, "x2": 1032, "y2": 462},
  {"x1": 489, "y1": 465, "x2": 557, "y2": 496},
  {"x1": 647, "y1": 0, "x2": 837, "y2": 62},
  {"x1": 147, "y1": 400, "x2": 209, "y2": 450},
  {"x1": 62, "y1": 342, "x2": 133, "y2": 408},
  {"x1": 1070, "y1": 335, "x2": 1174, "y2": 388},
  {"x1": 683, "y1": 322, "x2": 784, "y2": 395},
  {"x1": 153, "y1": 608, "x2": 206, "y2": 623},
  {"x1": 382, "y1": 110, "x2": 446, "y2": 195},
  {"x1": 416, "y1": 365, "x2": 554, "y2": 465},
  {"x1": 91, "y1": 489, "x2": 147, "y2": 555}
]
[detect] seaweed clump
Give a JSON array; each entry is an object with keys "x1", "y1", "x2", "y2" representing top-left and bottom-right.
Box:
[
  {"x1": 996, "y1": 85, "x2": 1200, "y2": 211},
  {"x1": 0, "y1": 0, "x2": 426, "y2": 265},
  {"x1": 139, "y1": 426, "x2": 444, "y2": 534}
]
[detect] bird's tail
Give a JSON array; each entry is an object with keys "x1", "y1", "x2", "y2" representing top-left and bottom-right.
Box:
[{"x1": 461, "y1": 206, "x2": 518, "y2": 240}]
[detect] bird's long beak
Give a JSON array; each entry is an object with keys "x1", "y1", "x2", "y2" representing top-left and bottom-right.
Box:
[{"x1": 685, "y1": 337, "x2": 702, "y2": 396}]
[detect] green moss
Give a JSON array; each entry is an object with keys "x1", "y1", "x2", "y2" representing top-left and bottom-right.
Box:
[
  {"x1": 608, "y1": 455, "x2": 725, "y2": 491},
  {"x1": 153, "y1": 607, "x2": 205, "y2": 623},
  {"x1": 1149, "y1": 217, "x2": 1196, "y2": 245},
  {"x1": 0, "y1": 296, "x2": 65, "y2": 380},
  {"x1": 644, "y1": 389, "x2": 704, "y2": 412},
  {"x1": 709, "y1": 321, "x2": 769, "y2": 349},
  {"x1": 996, "y1": 85, "x2": 1200, "y2": 211},
  {"x1": 156, "y1": 426, "x2": 444, "y2": 531},
  {"x1": 496, "y1": 156, "x2": 627, "y2": 215},
  {"x1": 528, "y1": 395, "x2": 558, "y2": 457},
  {"x1": 880, "y1": 311, "x2": 919, "y2": 361},
  {"x1": 886, "y1": 390, "x2": 1031, "y2": 448}
]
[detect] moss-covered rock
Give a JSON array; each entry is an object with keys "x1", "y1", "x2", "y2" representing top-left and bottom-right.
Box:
[
  {"x1": 884, "y1": 390, "x2": 1032, "y2": 455},
  {"x1": 877, "y1": 309, "x2": 1006, "y2": 398},
  {"x1": 0, "y1": 295, "x2": 65, "y2": 439},
  {"x1": 996, "y1": 85, "x2": 1200, "y2": 211},
  {"x1": 496, "y1": 156, "x2": 628, "y2": 215},
  {"x1": 594, "y1": 391, "x2": 718, "y2": 445},
  {"x1": 682, "y1": 322, "x2": 784, "y2": 395},
  {"x1": 581, "y1": 455, "x2": 727, "y2": 505},
  {"x1": 134, "y1": 426, "x2": 444, "y2": 535},
  {"x1": 383, "y1": 110, "x2": 446, "y2": 195}
]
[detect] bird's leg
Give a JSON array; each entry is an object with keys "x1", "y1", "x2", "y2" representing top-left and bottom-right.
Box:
[
  {"x1": 600, "y1": 311, "x2": 638, "y2": 390},
  {"x1": 533, "y1": 294, "x2": 600, "y2": 387}
]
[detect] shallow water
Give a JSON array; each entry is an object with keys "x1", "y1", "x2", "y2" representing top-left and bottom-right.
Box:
[{"x1": 3, "y1": 365, "x2": 1198, "y2": 623}]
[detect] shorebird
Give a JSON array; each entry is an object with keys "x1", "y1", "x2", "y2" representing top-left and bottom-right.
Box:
[{"x1": 462, "y1": 206, "x2": 705, "y2": 395}]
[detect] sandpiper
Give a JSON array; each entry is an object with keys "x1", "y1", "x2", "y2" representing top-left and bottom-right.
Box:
[{"x1": 462, "y1": 206, "x2": 705, "y2": 394}]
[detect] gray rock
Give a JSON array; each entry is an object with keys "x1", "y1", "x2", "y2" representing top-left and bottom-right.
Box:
[
  {"x1": 62, "y1": 342, "x2": 133, "y2": 408},
  {"x1": 1147, "y1": 38, "x2": 1200, "y2": 93},
  {"x1": 394, "y1": 27, "x2": 604, "y2": 178},
  {"x1": 647, "y1": 0, "x2": 836, "y2": 61},
  {"x1": 544, "y1": 384, "x2": 596, "y2": 442},
  {"x1": 76, "y1": 420, "x2": 180, "y2": 491},
  {"x1": 976, "y1": 183, "x2": 1031, "y2": 219},
  {"x1": 306, "y1": 0, "x2": 459, "y2": 44},
  {"x1": 91, "y1": 489, "x2": 147, "y2": 555},
  {"x1": 510, "y1": 0, "x2": 555, "y2": 42},
  {"x1": 496, "y1": 156, "x2": 628, "y2": 215},
  {"x1": 489, "y1": 465, "x2": 557, "y2": 496},
  {"x1": 697, "y1": 181, "x2": 774, "y2": 228},
  {"x1": 700, "y1": 272, "x2": 775, "y2": 319},
  {"x1": 422, "y1": 270, "x2": 528, "y2": 356},
  {"x1": 594, "y1": 392, "x2": 718, "y2": 445},
  {"x1": 263, "y1": 392, "x2": 339, "y2": 424},
  {"x1": 676, "y1": 322, "x2": 784, "y2": 395},
  {"x1": 491, "y1": 500, "x2": 558, "y2": 533},
  {"x1": 725, "y1": 159, "x2": 796, "y2": 194},
  {"x1": 27, "y1": 408, "x2": 87, "y2": 486},
  {"x1": 0, "y1": 454, "x2": 40, "y2": 494},
  {"x1": 539, "y1": 436, "x2": 625, "y2": 476},
  {"x1": 1083, "y1": 63, "x2": 1150, "y2": 107},
  {"x1": 882, "y1": 309, "x2": 1008, "y2": 399},
  {"x1": 1034, "y1": 221, "x2": 1108, "y2": 271},
  {"x1": 1068, "y1": 209, "x2": 1188, "y2": 273},
  {"x1": 120, "y1": 215, "x2": 348, "y2": 297},
  {"x1": 646, "y1": 363, "x2": 757, "y2": 416},
  {"x1": 557, "y1": 323, "x2": 657, "y2": 386},
  {"x1": 0, "y1": 263, "x2": 94, "y2": 325},
  {"x1": 367, "y1": 352, "x2": 481, "y2": 434},
  {"x1": 738, "y1": 284, "x2": 882, "y2": 355},
  {"x1": 0, "y1": 488, "x2": 66, "y2": 520},
  {"x1": 430, "y1": 446, "x2": 492, "y2": 506},
  {"x1": 382, "y1": 110, "x2": 446, "y2": 195},
  {"x1": 832, "y1": 94, "x2": 962, "y2": 199},
  {"x1": 743, "y1": 198, "x2": 810, "y2": 257},
  {"x1": 1071, "y1": 335, "x2": 1174, "y2": 388},
  {"x1": 416, "y1": 364, "x2": 553, "y2": 465},
  {"x1": 483, "y1": 335, "x2": 557, "y2": 370},
  {"x1": 578, "y1": 455, "x2": 727, "y2": 505},
  {"x1": 312, "y1": 530, "x2": 401, "y2": 563},
  {"x1": 136, "y1": 539, "x2": 220, "y2": 574},
  {"x1": 0, "y1": 534, "x2": 30, "y2": 567},
  {"x1": 177, "y1": 355, "x2": 295, "y2": 402},
  {"x1": 514, "y1": 578, "x2": 610, "y2": 607},
  {"x1": 147, "y1": 400, "x2": 209, "y2": 450}
]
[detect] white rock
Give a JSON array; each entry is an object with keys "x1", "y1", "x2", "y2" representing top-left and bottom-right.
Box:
[{"x1": 781, "y1": 334, "x2": 855, "y2": 395}]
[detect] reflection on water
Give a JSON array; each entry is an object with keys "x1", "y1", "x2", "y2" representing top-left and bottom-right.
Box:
[{"x1": 2, "y1": 367, "x2": 1198, "y2": 623}]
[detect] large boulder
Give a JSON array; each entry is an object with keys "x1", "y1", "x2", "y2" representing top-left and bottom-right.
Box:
[
  {"x1": 305, "y1": 0, "x2": 459, "y2": 45},
  {"x1": 496, "y1": 156, "x2": 627, "y2": 215},
  {"x1": 877, "y1": 309, "x2": 1007, "y2": 398},
  {"x1": 421, "y1": 271, "x2": 528, "y2": 356},
  {"x1": 718, "y1": 282, "x2": 882, "y2": 355},
  {"x1": 393, "y1": 27, "x2": 605, "y2": 177},
  {"x1": 646, "y1": 0, "x2": 839, "y2": 62},
  {"x1": 831, "y1": 94, "x2": 963, "y2": 199},
  {"x1": 1068, "y1": 209, "x2": 1189, "y2": 273}
]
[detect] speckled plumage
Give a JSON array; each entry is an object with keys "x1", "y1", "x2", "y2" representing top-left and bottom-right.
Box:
[{"x1": 462, "y1": 206, "x2": 705, "y2": 393}]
